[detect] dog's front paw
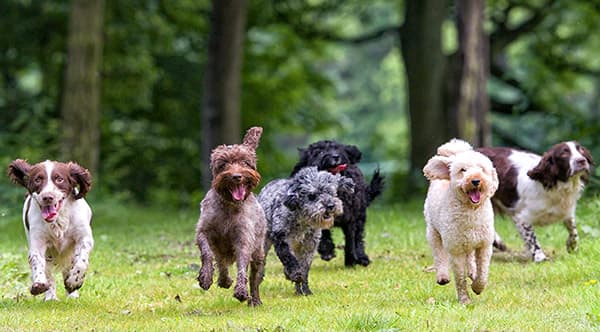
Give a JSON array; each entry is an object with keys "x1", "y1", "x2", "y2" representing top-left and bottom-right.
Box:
[
  {"x1": 197, "y1": 268, "x2": 213, "y2": 290},
  {"x1": 471, "y1": 279, "x2": 486, "y2": 295},
  {"x1": 64, "y1": 272, "x2": 85, "y2": 294},
  {"x1": 247, "y1": 297, "x2": 262, "y2": 307},
  {"x1": 356, "y1": 253, "x2": 370, "y2": 267},
  {"x1": 284, "y1": 267, "x2": 303, "y2": 283},
  {"x1": 566, "y1": 234, "x2": 579, "y2": 253},
  {"x1": 436, "y1": 270, "x2": 450, "y2": 285},
  {"x1": 30, "y1": 282, "x2": 49, "y2": 295},
  {"x1": 233, "y1": 285, "x2": 249, "y2": 302},
  {"x1": 533, "y1": 250, "x2": 547, "y2": 263},
  {"x1": 436, "y1": 277, "x2": 450, "y2": 285},
  {"x1": 295, "y1": 282, "x2": 313, "y2": 296},
  {"x1": 459, "y1": 294, "x2": 471, "y2": 305},
  {"x1": 217, "y1": 275, "x2": 233, "y2": 289}
]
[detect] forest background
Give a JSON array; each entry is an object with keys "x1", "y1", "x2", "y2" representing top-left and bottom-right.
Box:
[{"x1": 1, "y1": 0, "x2": 600, "y2": 209}]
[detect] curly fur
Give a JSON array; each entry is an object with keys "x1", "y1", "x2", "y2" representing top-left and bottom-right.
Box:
[
  {"x1": 259, "y1": 167, "x2": 354, "y2": 295},
  {"x1": 291, "y1": 140, "x2": 384, "y2": 266},
  {"x1": 423, "y1": 139, "x2": 499, "y2": 304},
  {"x1": 195, "y1": 126, "x2": 267, "y2": 306}
]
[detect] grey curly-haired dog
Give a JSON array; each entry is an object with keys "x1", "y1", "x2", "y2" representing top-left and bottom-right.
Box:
[{"x1": 258, "y1": 166, "x2": 354, "y2": 295}]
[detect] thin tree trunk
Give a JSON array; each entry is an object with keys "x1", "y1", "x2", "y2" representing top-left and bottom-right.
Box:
[
  {"x1": 61, "y1": 0, "x2": 104, "y2": 175},
  {"x1": 201, "y1": 0, "x2": 248, "y2": 190},
  {"x1": 455, "y1": 0, "x2": 490, "y2": 147},
  {"x1": 401, "y1": 0, "x2": 449, "y2": 188}
]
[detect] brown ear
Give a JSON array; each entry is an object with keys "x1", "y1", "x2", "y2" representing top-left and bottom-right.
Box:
[
  {"x1": 68, "y1": 162, "x2": 92, "y2": 199},
  {"x1": 7, "y1": 159, "x2": 32, "y2": 188},
  {"x1": 242, "y1": 126, "x2": 263, "y2": 150},
  {"x1": 579, "y1": 144, "x2": 595, "y2": 166},
  {"x1": 578, "y1": 144, "x2": 595, "y2": 183},
  {"x1": 527, "y1": 153, "x2": 559, "y2": 189}
]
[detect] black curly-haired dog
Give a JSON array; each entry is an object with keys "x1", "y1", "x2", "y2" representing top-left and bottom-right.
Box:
[{"x1": 291, "y1": 140, "x2": 385, "y2": 266}]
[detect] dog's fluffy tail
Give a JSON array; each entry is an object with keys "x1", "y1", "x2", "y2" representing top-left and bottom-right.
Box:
[{"x1": 366, "y1": 167, "x2": 385, "y2": 205}]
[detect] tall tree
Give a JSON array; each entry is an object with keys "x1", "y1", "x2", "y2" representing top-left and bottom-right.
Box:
[
  {"x1": 201, "y1": 0, "x2": 249, "y2": 189},
  {"x1": 61, "y1": 0, "x2": 104, "y2": 175},
  {"x1": 401, "y1": 0, "x2": 449, "y2": 185},
  {"x1": 454, "y1": 0, "x2": 490, "y2": 146}
]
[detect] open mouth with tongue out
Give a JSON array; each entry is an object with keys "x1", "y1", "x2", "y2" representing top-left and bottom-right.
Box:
[
  {"x1": 467, "y1": 189, "x2": 481, "y2": 204},
  {"x1": 41, "y1": 200, "x2": 63, "y2": 222},
  {"x1": 230, "y1": 184, "x2": 247, "y2": 202},
  {"x1": 328, "y1": 164, "x2": 347, "y2": 174}
]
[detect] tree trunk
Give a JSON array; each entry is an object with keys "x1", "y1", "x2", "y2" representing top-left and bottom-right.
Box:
[
  {"x1": 61, "y1": 0, "x2": 104, "y2": 176},
  {"x1": 453, "y1": 0, "x2": 490, "y2": 147},
  {"x1": 401, "y1": 0, "x2": 449, "y2": 188},
  {"x1": 201, "y1": 0, "x2": 248, "y2": 190}
]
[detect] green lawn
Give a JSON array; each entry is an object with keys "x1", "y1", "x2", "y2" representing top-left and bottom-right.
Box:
[{"x1": 0, "y1": 197, "x2": 599, "y2": 331}]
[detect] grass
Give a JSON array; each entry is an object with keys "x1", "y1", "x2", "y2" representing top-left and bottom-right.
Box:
[{"x1": 0, "y1": 197, "x2": 599, "y2": 331}]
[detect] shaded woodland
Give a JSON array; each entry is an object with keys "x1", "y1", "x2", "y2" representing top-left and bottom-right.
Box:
[{"x1": 1, "y1": 0, "x2": 599, "y2": 206}]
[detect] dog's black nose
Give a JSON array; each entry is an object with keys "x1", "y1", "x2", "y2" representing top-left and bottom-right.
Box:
[
  {"x1": 231, "y1": 173, "x2": 242, "y2": 181},
  {"x1": 42, "y1": 195, "x2": 54, "y2": 204},
  {"x1": 471, "y1": 179, "x2": 480, "y2": 187},
  {"x1": 326, "y1": 202, "x2": 336, "y2": 211},
  {"x1": 576, "y1": 158, "x2": 588, "y2": 167}
]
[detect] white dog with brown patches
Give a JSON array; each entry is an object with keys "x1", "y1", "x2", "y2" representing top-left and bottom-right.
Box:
[
  {"x1": 423, "y1": 139, "x2": 499, "y2": 304},
  {"x1": 7, "y1": 159, "x2": 93, "y2": 301}
]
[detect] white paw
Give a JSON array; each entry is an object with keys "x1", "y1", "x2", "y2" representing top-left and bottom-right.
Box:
[
  {"x1": 67, "y1": 290, "x2": 80, "y2": 299},
  {"x1": 533, "y1": 250, "x2": 547, "y2": 263},
  {"x1": 44, "y1": 292, "x2": 58, "y2": 301}
]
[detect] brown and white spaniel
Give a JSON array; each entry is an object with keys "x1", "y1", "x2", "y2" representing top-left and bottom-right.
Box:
[
  {"x1": 7, "y1": 159, "x2": 93, "y2": 300},
  {"x1": 477, "y1": 141, "x2": 594, "y2": 262}
]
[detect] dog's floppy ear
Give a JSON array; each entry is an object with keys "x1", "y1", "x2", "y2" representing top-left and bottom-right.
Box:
[
  {"x1": 242, "y1": 126, "x2": 263, "y2": 150},
  {"x1": 7, "y1": 159, "x2": 32, "y2": 188},
  {"x1": 423, "y1": 156, "x2": 451, "y2": 181},
  {"x1": 528, "y1": 153, "x2": 559, "y2": 189},
  {"x1": 579, "y1": 144, "x2": 595, "y2": 166},
  {"x1": 344, "y1": 144, "x2": 362, "y2": 164},
  {"x1": 337, "y1": 176, "x2": 355, "y2": 196},
  {"x1": 68, "y1": 162, "x2": 92, "y2": 199},
  {"x1": 283, "y1": 191, "x2": 300, "y2": 211}
]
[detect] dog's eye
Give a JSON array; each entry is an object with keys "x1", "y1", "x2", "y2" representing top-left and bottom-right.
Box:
[
  {"x1": 460, "y1": 168, "x2": 466, "y2": 173},
  {"x1": 55, "y1": 176, "x2": 64, "y2": 184},
  {"x1": 244, "y1": 160, "x2": 254, "y2": 169},
  {"x1": 34, "y1": 176, "x2": 43, "y2": 185},
  {"x1": 307, "y1": 193, "x2": 317, "y2": 201}
]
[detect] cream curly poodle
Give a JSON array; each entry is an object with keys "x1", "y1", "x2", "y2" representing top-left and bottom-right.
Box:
[{"x1": 423, "y1": 138, "x2": 499, "y2": 304}]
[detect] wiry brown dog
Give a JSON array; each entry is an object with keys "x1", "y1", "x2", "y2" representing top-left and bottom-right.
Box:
[{"x1": 195, "y1": 126, "x2": 267, "y2": 306}]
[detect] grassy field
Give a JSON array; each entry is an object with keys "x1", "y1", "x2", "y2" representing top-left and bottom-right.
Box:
[{"x1": 0, "y1": 196, "x2": 599, "y2": 331}]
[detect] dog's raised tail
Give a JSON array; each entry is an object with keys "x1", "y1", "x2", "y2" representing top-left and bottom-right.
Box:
[{"x1": 366, "y1": 167, "x2": 385, "y2": 205}]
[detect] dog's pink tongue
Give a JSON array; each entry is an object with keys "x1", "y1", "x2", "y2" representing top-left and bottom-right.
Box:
[
  {"x1": 231, "y1": 185, "x2": 246, "y2": 201},
  {"x1": 468, "y1": 190, "x2": 481, "y2": 204},
  {"x1": 41, "y1": 205, "x2": 58, "y2": 222},
  {"x1": 329, "y1": 164, "x2": 347, "y2": 174}
]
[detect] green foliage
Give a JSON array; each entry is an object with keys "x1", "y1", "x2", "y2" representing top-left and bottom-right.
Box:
[
  {"x1": 488, "y1": 0, "x2": 600, "y2": 186},
  {"x1": 1, "y1": 0, "x2": 600, "y2": 205},
  {"x1": 1, "y1": 199, "x2": 599, "y2": 330}
]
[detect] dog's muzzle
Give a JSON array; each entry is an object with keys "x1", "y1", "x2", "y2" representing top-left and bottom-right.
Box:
[{"x1": 35, "y1": 193, "x2": 65, "y2": 223}]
